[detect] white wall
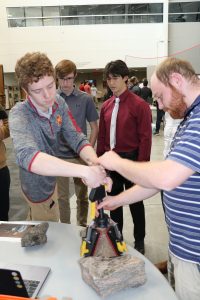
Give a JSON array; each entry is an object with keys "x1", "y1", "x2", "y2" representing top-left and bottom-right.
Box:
[
  {"x1": 0, "y1": 0, "x2": 166, "y2": 72},
  {"x1": 169, "y1": 23, "x2": 200, "y2": 73},
  {"x1": 1, "y1": 0, "x2": 199, "y2": 75}
]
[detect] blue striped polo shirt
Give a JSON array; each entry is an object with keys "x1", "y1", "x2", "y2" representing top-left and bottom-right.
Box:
[{"x1": 164, "y1": 95, "x2": 200, "y2": 264}]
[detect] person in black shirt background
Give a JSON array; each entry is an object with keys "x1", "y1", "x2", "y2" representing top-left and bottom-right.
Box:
[
  {"x1": 0, "y1": 104, "x2": 10, "y2": 220},
  {"x1": 141, "y1": 78, "x2": 153, "y2": 104}
]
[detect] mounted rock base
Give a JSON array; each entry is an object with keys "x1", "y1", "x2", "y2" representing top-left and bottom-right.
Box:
[{"x1": 79, "y1": 254, "x2": 146, "y2": 298}]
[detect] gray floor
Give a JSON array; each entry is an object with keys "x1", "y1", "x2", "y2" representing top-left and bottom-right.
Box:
[{"x1": 5, "y1": 120, "x2": 167, "y2": 265}]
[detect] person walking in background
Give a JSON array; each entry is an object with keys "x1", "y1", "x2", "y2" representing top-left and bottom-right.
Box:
[
  {"x1": 9, "y1": 52, "x2": 108, "y2": 222},
  {"x1": 83, "y1": 80, "x2": 91, "y2": 94},
  {"x1": 98, "y1": 57, "x2": 200, "y2": 300},
  {"x1": 97, "y1": 60, "x2": 152, "y2": 254},
  {"x1": 103, "y1": 85, "x2": 113, "y2": 102},
  {"x1": 154, "y1": 100, "x2": 165, "y2": 135},
  {"x1": 163, "y1": 112, "x2": 183, "y2": 158},
  {"x1": 139, "y1": 78, "x2": 145, "y2": 89},
  {"x1": 141, "y1": 78, "x2": 153, "y2": 104},
  {"x1": 91, "y1": 82, "x2": 98, "y2": 108},
  {"x1": 128, "y1": 76, "x2": 141, "y2": 96},
  {"x1": 55, "y1": 59, "x2": 99, "y2": 226},
  {"x1": 79, "y1": 81, "x2": 85, "y2": 91},
  {"x1": 0, "y1": 104, "x2": 10, "y2": 221}
]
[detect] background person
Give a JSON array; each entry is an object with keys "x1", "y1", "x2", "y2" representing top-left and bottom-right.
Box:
[
  {"x1": 91, "y1": 82, "x2": 99, "y2": 108},
  {"x1": 154, "y1": 100, "x2": 165, "y2": 135},
  {"x1": 9, "y1": 52, "x2": 108, "y2": 222},
  {"x1": 97, "y1": 60, "x2": 152, "y2": 254},
  {"x1": 55, "y1": 59, "x2": 99, "y2": 226},
  {"x1": 0, "y1": 104, "x2": 10, "y2": 221},
  {"x1": 140, "y1": 78, "x2": 153, "y2": 104},
  {"x1": 103, "y1": 85, "x2": 113, "y2": 102},
  {"x1": 79, "y1": 81, "x2": 85, "y2": 91},
  {"x1": 128, "y1": 76, "x2": 141, "y2": 96},
  {"x1": 98, "y1": 57, "x2": 200, "y2": 300},
  {"x1": 83, "y1": 80, "x2": 91, "y2": 94}
]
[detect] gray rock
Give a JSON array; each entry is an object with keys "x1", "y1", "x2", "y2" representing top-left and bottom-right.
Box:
[
  {"x1": 79, "y1": 254, "x2": 147, "y2": 298},
  {"x1": 21, "y1": 222, "x2": 49, "y2": 247}
]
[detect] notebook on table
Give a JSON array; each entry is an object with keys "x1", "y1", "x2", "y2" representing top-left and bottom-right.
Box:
[{"x1": 0, "y1": 263, "x2": 50, "y2": 298}]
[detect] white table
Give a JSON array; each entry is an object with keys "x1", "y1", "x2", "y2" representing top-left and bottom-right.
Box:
[{"x1": 0, "y1": 222, "x2": 178, "y2": 300}]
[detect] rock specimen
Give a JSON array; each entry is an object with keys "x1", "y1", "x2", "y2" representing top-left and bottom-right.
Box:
[
  {"x1": 21, "y1": 222, "x2": 49, "y2": 247},
  {"x1": 79, "y1": 254, "x2": 146, "y2": 297}
]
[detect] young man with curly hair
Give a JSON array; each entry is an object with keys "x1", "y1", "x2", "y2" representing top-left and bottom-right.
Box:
[{"x1": 9, "y1": 52, "x2": 108, "y2": 222}]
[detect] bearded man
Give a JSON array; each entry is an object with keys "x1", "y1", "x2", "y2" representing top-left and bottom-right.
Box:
[{"x1": 97, "y1": 57, "x2": 200, "y2": 300}]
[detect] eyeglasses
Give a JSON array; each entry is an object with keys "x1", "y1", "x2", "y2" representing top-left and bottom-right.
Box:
[{"x1": 59, "y1": 76, "x2": 75, "y2": 82}]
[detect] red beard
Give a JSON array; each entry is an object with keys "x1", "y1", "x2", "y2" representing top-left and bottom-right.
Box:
[{"x1": 167, "y1": 89, "x2": 187, "y2": 119}]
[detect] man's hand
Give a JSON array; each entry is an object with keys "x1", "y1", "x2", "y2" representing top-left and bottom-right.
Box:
[
  {"x1": 97, "y1": 195, "x2": 120, "y2": 211},
  {"x1": 98, "y1": 151, "x2": 121, "y2": 171},
  {"x1": 86, "y1": 155, "x2": 113, "y2": 191},
  {"x1": 82, "y1": 165, "x2": 107, "y2": 188}
]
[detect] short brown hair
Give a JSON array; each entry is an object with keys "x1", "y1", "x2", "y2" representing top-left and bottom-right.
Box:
[
  {"x1": 15, "y1": 52, "x2": 54, "y2": 91},
  {"x1": 55, "y1": 60, "x2": 77, "y2": 79},
  {"x1": 129, "y1": 76, "x2": 139, "y2": 85},
  {"x1": 156, "y1": 57, "x2": 198, "y2": 86}
]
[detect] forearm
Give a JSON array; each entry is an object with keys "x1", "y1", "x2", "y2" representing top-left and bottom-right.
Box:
[
  {"x1": 31, "y1": 152, "x2": 88, "y2": 178},
  {"x1": 99, "y1": 151, "x2": 195, "y2": 191},
  {"x1": 115, "y1": 159, "x2": 168, "y2": 189},
  {"x1": 98, "y1": 184, "x2": 159, "y2": 211},
  {"x1": 98, "y1": 151, "x2": 165, "y2": 189},
  {"x1": 116, "y1": 184, "x2": 159, "y2": 206},
  {"x1": 115, "y1": 158, "x2": 194, "y2": 190},
  {"x1": 89, "y1": 126, "x2": 98, "y2": 147},
  {"x1": 79, "y1": 145, "x2": 98, "y2": 165}
]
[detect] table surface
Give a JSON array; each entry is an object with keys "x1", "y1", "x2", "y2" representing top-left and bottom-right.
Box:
[{"x1": 0, "y1": 222, "x2": 178, "y2": 300}]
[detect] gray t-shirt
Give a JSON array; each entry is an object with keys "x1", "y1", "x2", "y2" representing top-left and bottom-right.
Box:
[{"x1": 56, "y1": 87, "x2": 99, "y2": 158}]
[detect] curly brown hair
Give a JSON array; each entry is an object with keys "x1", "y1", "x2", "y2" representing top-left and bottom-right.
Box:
[{"x1": 15, "y1": 52, "x2": 55, "y2": 91}]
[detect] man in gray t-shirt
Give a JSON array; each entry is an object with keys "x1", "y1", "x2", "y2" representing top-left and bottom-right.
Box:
[{"x1": 55, "y1": 59, "x2": 99, "y2": 226}]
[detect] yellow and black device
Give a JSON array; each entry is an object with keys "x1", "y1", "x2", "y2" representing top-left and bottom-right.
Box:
[{"x1": 80, "y1": 185, "x2": 127, "y2": 257}]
